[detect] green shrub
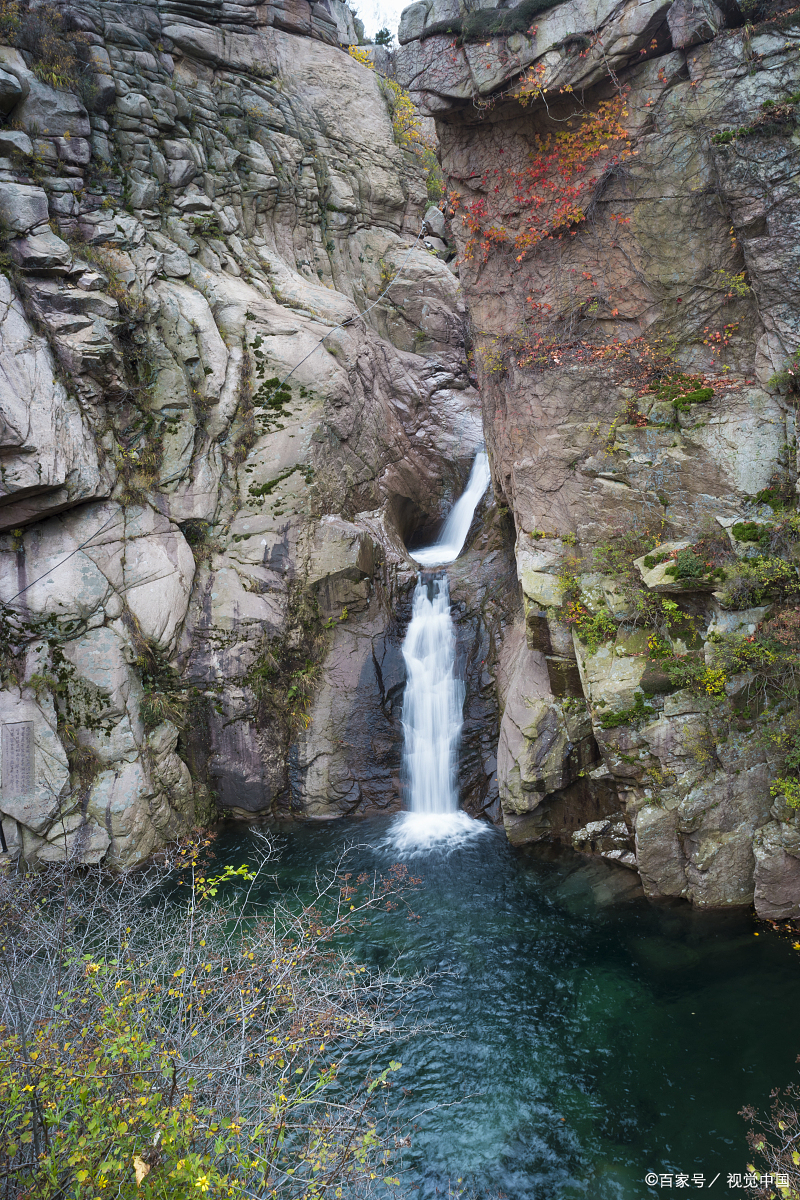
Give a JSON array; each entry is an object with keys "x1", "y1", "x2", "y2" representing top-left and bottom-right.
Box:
[
  {"x1": 767, "y1": 347, "x2": 800, "y2": 395},
  {"x1": 771, "y1": 777, "x2": 800, "y2": 808},
  {"x1": 672, "y1": 386, "x2": 714, "y2": 414},
  {"x1": 719, "y1": 556, "x2": 798, "y2": 608},
  {"x1": 755, "y1": 485, "x2": 794, "y2": 510},
  {"x1": 664, "y1": 548, "x2": 707, "y2": 580},
  {"x1": 732, "y1": 521, "x2": 765, "y2": 543},
  {"x1": 648, "y1": 373, "x2": 714, "y2": 411},
  {"x1": 0, "y1": 844, "x2": 411, "y2": 1200},
  {"x1": 654, "y1": 654, "x2": 726, "y2": 696},
  {"x1": 598, "y1": 691, "x2": 656, "y2": 729},
  {"x1": 660, "y1": 547, "x2": 725, "y2": 587},
  {"x1": 567, "y1": 603, "x2": 616, "y2": 653},
  {"x1": 643, "y1": 550, "x2": 671, "y2": 570}
]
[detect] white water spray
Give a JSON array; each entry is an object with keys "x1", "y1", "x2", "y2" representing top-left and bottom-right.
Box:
[
  {"x1": 409, "y1": 450, "x2": 491, "y2": 567},
  {"x1": 401, "y1": 573, "x2": 464, "y2": 814}
]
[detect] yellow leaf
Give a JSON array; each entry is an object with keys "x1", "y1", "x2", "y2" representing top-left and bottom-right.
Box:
[{"x1": 133, "y1": 1156, "x2": 151, "y2": 1187}]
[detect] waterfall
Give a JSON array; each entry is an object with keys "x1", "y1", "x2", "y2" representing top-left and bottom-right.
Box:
[
  {"x1": 409, "y1": 450, "x2": 491, "y2": 567},
  {"x1": 401, "y1": 573, "x2": 464, "y2": 814},
  {"x1": 398, "y1": 450, "x2": 491, "y2": 825}
]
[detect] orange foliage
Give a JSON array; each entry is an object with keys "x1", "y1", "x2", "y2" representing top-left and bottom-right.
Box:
[{"x1": 460, "y1": 88, "x2": 635, "y2": 262}]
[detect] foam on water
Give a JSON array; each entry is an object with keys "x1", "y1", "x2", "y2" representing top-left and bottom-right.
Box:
[{"x1": 384, "y1": 809, "x2": 492, "y2": 853}]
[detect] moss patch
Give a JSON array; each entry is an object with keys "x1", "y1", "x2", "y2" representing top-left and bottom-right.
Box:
[{"x1": 421, "y1": 0, "x2": 568, "y2": 43}]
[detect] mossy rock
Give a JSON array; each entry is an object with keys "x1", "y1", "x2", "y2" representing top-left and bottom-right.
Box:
[
  {"x1": 639, "y1": 663, "x2": 681, "y2": 697},
  {"x1": 422, "y1": 0, "x2": 568, "y2": 42}
]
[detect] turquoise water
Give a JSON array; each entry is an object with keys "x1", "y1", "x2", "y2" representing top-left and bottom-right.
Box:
[{"x1": 216, "y1": 814, "x2": 800, "y2": 1200}]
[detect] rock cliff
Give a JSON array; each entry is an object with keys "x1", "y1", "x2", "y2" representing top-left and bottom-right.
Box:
[
  {"x1": 2, "y1": 0, "x2": 799, "y2": 922},
  {"x1": 397, "y1": 0, "x2": 800, "y2": 914},
  {"x1": 0, "y1": 0, "x2": 496, "y2": 868}
]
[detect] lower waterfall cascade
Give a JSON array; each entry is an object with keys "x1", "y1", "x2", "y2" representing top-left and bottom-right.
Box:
[{"x1": 401, "y1": 573, "x2": 464, "y2": 815}]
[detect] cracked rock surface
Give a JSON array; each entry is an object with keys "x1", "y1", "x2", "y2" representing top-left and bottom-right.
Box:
[
  {"x1": 398, "y1": 0, "x2": 800, "y2": 913},
  {"x1": 0, "y1": 0, "x2": 486, "y2": 866}
]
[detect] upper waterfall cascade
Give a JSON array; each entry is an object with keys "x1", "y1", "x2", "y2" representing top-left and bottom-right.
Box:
[{"x1": 409, "y1": 451, "x2": 491, "y2": 567}]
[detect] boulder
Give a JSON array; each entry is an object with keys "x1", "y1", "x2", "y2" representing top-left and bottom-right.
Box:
[
  {"x1": 305, "y1": 518, "x2": 380, "y2": 617},
  {"x1": 8, "y1": 229, "x2": 73, "y2": 272},
  {"x1": 13, "y1": 75, "x2": 90, "y2": 138},
  {"x1": 753, "y1": 822, "x2": 800, "y2": 919},
  {"x1": 0, "y1": 130, "x2": 32, "y2": 156},
  {"x1": 0, "y1": 277, "x2": 109, "y2": 530},
  {"x1": 667, "y1": 0, "x2": 725, "y2": 47},
  {"x1": 0, "y1": 182, "x2": 48, "y2": 232},
  {"x1": 0, "y1": 66, "x2": 25, "y2": 112},
  {"x1": 423, "y1": 204, "x2": 446, "y2": 238}
]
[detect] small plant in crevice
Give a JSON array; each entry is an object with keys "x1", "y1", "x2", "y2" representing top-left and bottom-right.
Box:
[
  {"x1": 598, "y1": 691, "x2": 656, "y2": 729},
  {"x1": 244, "y1": 588, "x2": 331, "y2": 734},
  {"x1": 661, "y1": 653, "x2": 728, "y2": 696},
  {"x1": 564, "y1": 601, "x2": 616, "y2": 652},
  {"x1": 178, "y1": 518, "x2": 217, "y2": 564},
  {"x1": 767, "y1": 346, "x2": 800, "y2": 396},
  {"x1": 646, "y1": 372, "x2": 714, "y2": 416},
  {"x1": 249, "y1": 335, "x2": 294, "y2": 432},
  {"x1": 718, "y1": 555, "x2": 798, "y2": 609},
  {"x1": 122, "y1": 610, "x2": 187, "y2": 733}
]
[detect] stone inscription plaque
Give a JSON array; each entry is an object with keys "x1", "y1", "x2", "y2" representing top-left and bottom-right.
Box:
[{"x1": 2, "y1": 721, "x2": 34, "y2": 797}]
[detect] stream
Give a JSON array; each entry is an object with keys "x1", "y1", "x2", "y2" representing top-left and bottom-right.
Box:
[{"x1": 215, "y1": 818, "x2": 800, "y2": 1200}]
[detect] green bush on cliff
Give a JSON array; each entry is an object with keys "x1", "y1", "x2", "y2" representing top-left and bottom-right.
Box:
[
  {"x1": 647, "y1": 373, "x2": 714, "y2": 416},
  {"x1": 767, "y1": 347, "x2": 800, "y2": 395},
  {"x1": 770, "y1": 777, "x2": 800, "y2": 808},
  {"x1": 565, "y1": 601, "x2": 616, "y2": 652},
  {"x1": 660, "y1": 654, "x2": 728, "y2": 696},
  {"x1": 732, "y1": 521, "x2": 766, "y2": 543},
  {"x1": 598, "y1": 691, "x2": 656, "y2": 729},
  {"x1": 0, "y1": 0, "x2": 90, "y2": 93},
  {"x1": 718, "y1": 555, "x2": 798, "y2": 608}
]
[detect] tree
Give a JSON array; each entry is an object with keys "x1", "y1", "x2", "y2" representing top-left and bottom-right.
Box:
[
  {"x1": 0, "y1": 835, "x2": 420, "y2": 1199},
  {"x1": 374, "y1": 27, "x2": 393, "y2": 45}
]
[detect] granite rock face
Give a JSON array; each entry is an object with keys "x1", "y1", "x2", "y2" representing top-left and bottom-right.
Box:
[
  {"x1": 3, "y1": 0, "x2": 799, "y2": 924},
  {"x1": 0, "y1": 0, "x2": 482, "y2": 866},
  {"x1": 398, "y1": 0, "x2": 800, "y2": 913}
]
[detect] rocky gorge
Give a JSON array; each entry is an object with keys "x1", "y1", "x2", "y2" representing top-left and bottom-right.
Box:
[{"x1": 0, "y1": 0, "x2": 798, "y2": 921}]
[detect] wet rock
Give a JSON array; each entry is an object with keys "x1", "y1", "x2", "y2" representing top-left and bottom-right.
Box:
[{"x1": 753, "y1": 822, "x2": 800, "y2": 920}]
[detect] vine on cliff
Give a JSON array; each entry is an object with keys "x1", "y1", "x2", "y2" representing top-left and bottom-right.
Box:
[
  {"x1": 348, "y1": 45, "x2": 443, "y2": 198},
  {"x1": 456, "y1": 83, "x2": 634, "y2": 262}
]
